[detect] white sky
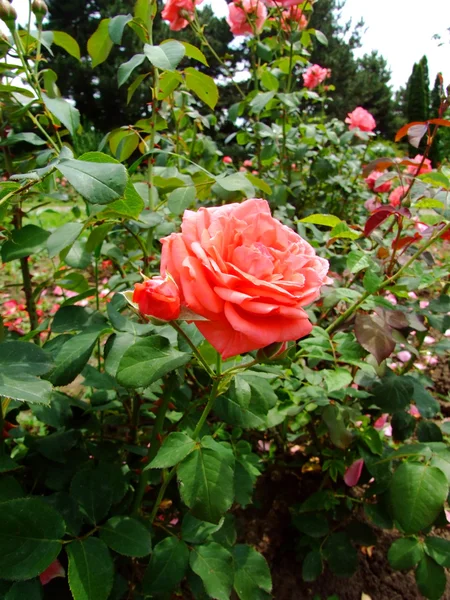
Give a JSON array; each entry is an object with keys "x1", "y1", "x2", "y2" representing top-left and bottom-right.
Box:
[
  {"x1": 4, "y1": 0, "x2": 450, "y2": 91},
  {"x1": 203, "y1": 0, "x2": 450, "y2": 91}
]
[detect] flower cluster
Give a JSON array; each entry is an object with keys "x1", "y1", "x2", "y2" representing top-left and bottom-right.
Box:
[
  {"x1": 345, "y1": 106, "x2": 376, "y2": 132},
  {"x1": 161, "y1": 0, "x2": 203, "y2": 31}
]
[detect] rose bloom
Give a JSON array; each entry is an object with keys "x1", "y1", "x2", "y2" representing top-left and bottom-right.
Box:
[
  {"x1": 161, "y1": 198, "x2": 330, "y2": 358},
  {"x1": 281, "y1": 6, "x2": 307, "y2": 31},
  {"x1": 227, "y1": 0, "x2": 267, "y2": 36},
  {"x1": 303, "y1": 64, "x2": 330, "y2": 90},
  {"x1": 388, "y1": 185, "x2": 408, "y2": 207},
  {"x1": 345, "y1": 107, "x2": 376, "y2": 132},
  {"x1": 364, "y1": 196, "x2": 381, "y2": 213},
  {"x1": 133, "y1": 275, "x2": 181, "y2": 321},
  {"x1": 365, "y1": 170, "x2": 392, "y2": 193},
  {"x1": 161, "y1": 0, "x2": 203, "y2": 31},
  {"x1": 406, "y1": 154, "x2": 432, "y2": 176},
  {"x1": 222, "y1": 156, "x2": 233, "y2": 164}
]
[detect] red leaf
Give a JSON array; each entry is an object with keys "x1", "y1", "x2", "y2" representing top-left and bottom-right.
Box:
[
  {"x1": 362, "y1": 157, "x2": 398, "y2": 177},
  {"x1": 392, "y1": 232, "x2": 422, "y2": 251},
  {"x1": 407, "y1": 124, "x2": 428, "y2": 148},
  {"x1": 355, "y1": 313, "x2": 396, "y2": 365},
  {"x1": 395, "y1": 121, "x2": 426, "y2": 142},
  {"x1": 428, "y1": 118, "x2": 450, "y2": 128},
  {"x1": 364, "y1": 206, "x2": 396, "y2": 236}
]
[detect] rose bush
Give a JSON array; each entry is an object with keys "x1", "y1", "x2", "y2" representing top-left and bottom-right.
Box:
[{"x1": 161, "y1": 198, "x2": 330, "y2": 358}]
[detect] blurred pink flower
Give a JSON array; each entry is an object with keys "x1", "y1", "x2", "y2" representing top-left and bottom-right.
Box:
[
  {"x1": 243, "y1": 159, "x2": 253, "y2": 167},
  {"x1": 397, "y1": 350, "x2": 412, "y2": 363},
  {"x1": 280, "y1": 6, "x2": 307, "y2": 31},
  {"x1": 222, "y1": 156, "x2": 233, "y2": 164},
  {"x1": 388, "y1": 185, "x2": 408, "y2": 207},
  {"x1": 406, "y1": 154, "x2": 432, "y2": 176},
  {"x1": 227, "y1": 0, "x2": 267, "y2": 36},
  {"x1": 424, "y1": 335, "x2": 435, "y2": 345},
  {"x1": 364, "y1": 196, "x2": 381, "y2": 213},
  {"x1": 161, "y1": 0, "x2": 203, "y2": 31},
  {"x1": 344, "y1": 459, "x2": 364, "y2": 486},
  {"x1": 345, "y1": 107, "x2": 376, "y2": 132},
  {"x1": 420, "y1": 300, "x2": 429, "y2": 309},
  {"x1": 303, "y1": 64, "x2": 331, "y2": 89},
  {"x1": 409, "y1": 404, "x2": 421, "y2": 418},
  {"x1": 365, "y1": 170, "x2": 392, "y2": 193}
]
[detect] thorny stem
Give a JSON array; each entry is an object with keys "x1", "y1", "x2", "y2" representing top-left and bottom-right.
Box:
[{"x1": 170, "y1": 321, "x2": 215, "y2": 378}]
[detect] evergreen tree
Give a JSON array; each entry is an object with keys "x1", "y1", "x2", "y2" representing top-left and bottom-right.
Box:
[
  {"x1": 420, "y1": 55, "x2": 430, "y2": 119},
  {"x1": 406, "y1": 61, "x2": 428, "y2": 123}
]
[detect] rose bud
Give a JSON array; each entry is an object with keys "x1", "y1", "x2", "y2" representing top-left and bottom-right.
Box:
[
  {"x1": 31, "y1": 0, "x2": 48, "y2": 24},
  {"x1": 0, "y1": 0, "x2": 17, "y2": 31},
  {"x1": 132, "y1": 275, "x2": 181, "y2": 321}
]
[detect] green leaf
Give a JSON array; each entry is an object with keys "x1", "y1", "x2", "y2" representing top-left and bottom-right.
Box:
[
  {"x1": 0, "y1": 373, "x2": 52, "y2": 405},
  {"x1": 143, "y1": 537, "x2": 189, "y2": 596},
  {"x1": 66, "y1": 538, "x2": 113, "y2": 600},
  {"x1": 322, "y1": 404, "x2": 352, "y2": 449},
  {"x1": 47, "y1": 222, "x2": 83, "y2": 258},
  {"x1": 388, "y1": 538, "x2": 424, "y2": 570},
  {"x1": 244, "y1": 173, "x2": 271, "y2": 195},
  {"x1": 430, "y1": 450, "x2": 450, "y2": 484},
  {"x1": 168, "y1": 186, "x2": 195, "y2": 215},
  {"x1": 58, "y1": 153, "x2": 128, "y2": 205},
  {"x1": 88, "y1": 19, "x2": 114, "y2": 68},
  {"x1": 52, "y1": 31, "x2": 81, "y2": 60},
  {"x1": 0, "y1": 498, "x2": 65, "y2": 580},
  {"x1": 181, "y1": 513, "x2": 223, "y2": 544},
  {"x1": 185, "y1": 67, "x2": 219, "y2": 109},
  {"x1": 323, "y1": 532, "x2": 358, "y2": 578},
  {"x1": 300, "y1": 214, "x2": 341, "y2": 227},
  {"x1": 2, "y1": 131, "x2": 46, "y2": 145},
  {"x1": 51, "y1": 306, "x2": 107, "y2": 333},
  {"x1": 156, "y1": 70, "x2": 183, "y2": 99},
  {"x1": 144, "y1": 41, "x2": 185, "y2": 71},
  {"x1": 109, "y1": 129, "x2": 140, "y2": 162},
  {"x1": 346, "y1": 250, "x2": 372, "y2": 274},
  {"x1": 293, "y1": 512, "x2": 329, "y2": 537},
  {"x1": 4, "y1": 580, "x2": 42, "y2": 600},
  {"x1": 0, "y1": 476, "x2": 24, "y2": 502},
  {"x1": 323, "y1": 368, "x2": 352, "y2": 393},
  {"x1": 71, "y1": 463, "x2": 126, "y2": 524},
  {"x1": 180, "y1": 41, "x2": 208, "y2": 65},
  {"x1": 190, "y1": 543, "x2": 233, "y2": 600},
  {"x1": 249, "y1": 91, "x2": 276, "y2": 113},
  {"x1": 412, "y1": 380, "x2": 440, "y2": 418},
  {"x1": 215, "y1": 376, "x2": 270, "y2": 430},
  {"x1": 389, "y1": 463, "x2": 448, "y2": 534},
  {"x1": 0, "y1": 341, "x2": 53, "y2": 376},
  {"x1": 98, "y1": 180, "x2": 144, "y2": 220},
  {"x1": 42, "y1": 93, "x2": 80, "y2": 137},
  {"x1": 1, "y1": 224, "x2": 49, "y2": 262},
  {"x1": 214, "y1": 173, "x2": 255, "y2": 198},
  {"x1": 233, "y1": 545, "x2": 272, "y2": 600},
  {"x1": 118, "y1": 53, "x2": 146, "y2": 87},
  {"x1": 127, "y1": 73, "x2": 149, "y2": 104},
  {"x1": 371, "y1": 375, "x2": 415, "y2": 412},
  {"x1": 108, "y1": 14, "x2": 133, "y2": 44},
  {"x1": 363, "y1": 269, "x2": 383, "y2": 293},
  {"x1": 48, "y1": 329, "x2": 104, "y2": 387},
  {"x1": 148, "y1": 432, "x2": 196, "y2": 469},
  {"x1": 424, "y1": 536, "x2": 450, "y2": 567},
  {"x1": 415, "y1": 555, "x2": 447, "y2": 600},
  {"x1": 177, "y1": 437, "x2": 235, "y2": 524},
  {"x1": 314, "y1": 29, "x2": 328, "y2": 45},
  {"x1": 302, "y1": 550, "x2": 323, "y2": 582},
  {"x1": 100, "y1": 516, "x2": 151, "y2": 557},
  {"x1": 116, "y1": 335, "x2": 191, "y2": 388}
]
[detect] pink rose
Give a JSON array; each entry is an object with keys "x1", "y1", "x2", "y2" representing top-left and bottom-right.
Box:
[
  {"x1": 243, "y1": 159, "x2": 253, "y2": 167},
  {"x1": 161, "y1": 198, "x2": 330, "y2": 359},
  {"x1": 133, "y1": 275, "x2": 181, "y2": 321},
  {"x1": 303, "y1": 64, "x2": 331, "y2": 90},
  {"x1": 161, "y1": 0, "x2": 203, "y2": 31},
  {"x1": 365, "y1": 170, "x2": 392, "y2": 193},
  {"x1": 364, "y1": 196, "x2": 381, "y2": 213},
  {"x1": 345, "y1": 107, "x2": 376, "y2": 132},
  {"x1": 344, "y1": 459, "x2": 364, "y2": 487},
  {"x1": 223, "y1": 156, "x2": 233, "y2": 164},
  {"x1": 406, "y1": 154, "x2": 432, "y2": 176},
  {"x1": 227, "y1": 0, "x2": 267, "y2": 36},
  {"x1": 281, "y1": 6, "x2": 307, "y2": 31},
  {"x1": 388, "y1": 185, "x2": 408, "y2": 208}
]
